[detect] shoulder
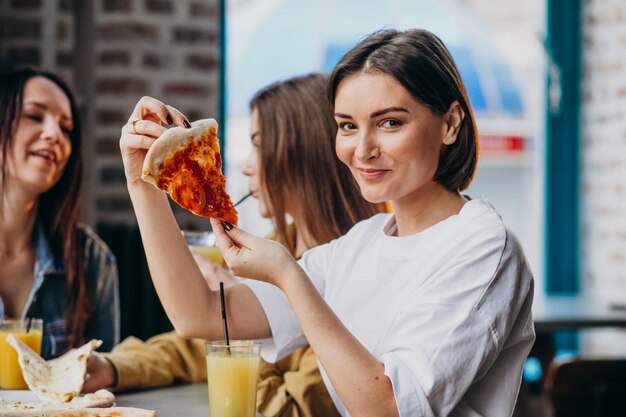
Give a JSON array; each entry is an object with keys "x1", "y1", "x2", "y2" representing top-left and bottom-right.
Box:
[
  {"x1": 77, "y1": 223, "x2": 116, "y2": 266},
  {"x1": 343, "y1": 212, "x2": 392, "y2": 239}
]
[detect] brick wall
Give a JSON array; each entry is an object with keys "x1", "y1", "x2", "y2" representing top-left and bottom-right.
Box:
[
  {"x1": 1, "y1": 0, "x2": 222, "y2": 230},
  {"x1": 580, "y1": 0, "x2": 626, "y2": 354}
]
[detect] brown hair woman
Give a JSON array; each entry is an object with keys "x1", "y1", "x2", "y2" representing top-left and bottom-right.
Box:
[{"x1": 0, "y1": 67, "x2": 119, "y2": 359}]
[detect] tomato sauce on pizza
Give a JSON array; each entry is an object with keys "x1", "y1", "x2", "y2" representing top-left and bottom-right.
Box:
[{"x1": 142, "y1": 119, "x2": 238, "y2": 224}]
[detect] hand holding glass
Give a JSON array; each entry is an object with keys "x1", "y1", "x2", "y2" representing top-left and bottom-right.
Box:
[
  {"x1": 0, "y1": 318, "x2": 43, "y2": 389},
  {"x1": 182, "y1": 230, "x2": 223, "y2": 265}
]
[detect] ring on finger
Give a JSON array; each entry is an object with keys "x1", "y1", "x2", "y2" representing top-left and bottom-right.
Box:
[{"x1": 131, "y1": 119, "x2": 140, "y2": 134}]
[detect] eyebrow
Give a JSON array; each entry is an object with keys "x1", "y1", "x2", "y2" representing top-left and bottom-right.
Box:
[
  {"x1": 335, "y1": 107, "x2": 410, "y2": 119},
  {"x1": 24, "y1": 100, "x2": 73, "y2": 123}
]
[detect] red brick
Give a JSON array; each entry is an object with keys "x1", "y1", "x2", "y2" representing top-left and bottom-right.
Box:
[
  {"x1": 163, "y1": 82, "x2": 211, "y2": 97},
  {"x1": 96, "y1": 195, "x2": 133, "y2": 212},
  {"x1": 3, "y1": 19, "x2": 40, "y2": 39},
  {"x1": 10, "y1": 0, "x2": 41, "y2": 9},
  {"x1": 96, "y1": 137, "x2": 122, "y2": 155},
  {"x1": 99, "y1": 50, "x2": 131, "y2": 66},
  {"x1": 173, "y1": 27, "x2": 216, "y2": 44},
  {"x1": 56, "y1": 20, "x2": 69, "y2": 41},
  {"x1": 98, "y1": 23, "x2": 159, "y2": 42},
  {"x1": 145, "y1": 0, "x2": 172, "y2": 13},
  {"x1": 7, "y1": 47, "x2": 40, "y2": 66},
  {"x1": 96, "y1": 77, "x2": 148, "y2": 94},
  {"x1": 186, "y1": 53, "x2": 218, "y2": 71},
  {"x1": 99, "y1": 166, "x2": 127, "y2": 184},
  {"x1": 103, "y1": 0, "x2": 131, "y2": 12},
  {"x1": 96, "y1": 109, "x2": 127, "y2": 125},
  {"x1": 59, "y1": 0, "x2": 74, "y2": 11},
  {"x1": 142, "y1": 52, "x2": 163, "y2": 69},
  {"x1": 56, "y1": 49, "x2": 74, "y2": 67},
  {"x1": 189, "y1": 2, "x2": 218, "y2": 18}
]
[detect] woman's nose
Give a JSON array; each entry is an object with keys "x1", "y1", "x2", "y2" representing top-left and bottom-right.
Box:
[
  {"x1": 41, "y1": 117, "x2": 63, "y2": 143},
  {"x1": 354, "y1": 132, "x2": 380, "y2": 161},
  {"x1": 241, "y1": 152, "x2": 256, "y2": 177}
]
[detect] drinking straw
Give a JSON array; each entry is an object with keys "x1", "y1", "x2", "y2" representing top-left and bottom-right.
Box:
[
  {"x1": 233, "y1": 192, "x2": 252, "y2": 207},
  {"x1": 219, "y1": 282, "x2": 231, "y2": 354},
  {"x1": 26, "y1": 317, "x2": 33, "y2": 333}
]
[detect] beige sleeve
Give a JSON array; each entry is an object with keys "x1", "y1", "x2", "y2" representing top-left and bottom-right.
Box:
[
  {"x1": 257, "y1": 346, "x2": 340, "y2": 417},
  {"x1": 104, "y1": 332, "x2": 207, "y2": 392}
]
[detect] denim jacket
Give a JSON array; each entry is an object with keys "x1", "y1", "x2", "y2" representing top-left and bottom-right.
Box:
[{"x1": 0, "y1": 222, "x2": 120, "y2": 359}]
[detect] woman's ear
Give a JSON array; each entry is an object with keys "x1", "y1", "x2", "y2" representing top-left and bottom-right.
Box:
[{"x1": 442, "y1": 101, "x2": 465, "y2": 145}]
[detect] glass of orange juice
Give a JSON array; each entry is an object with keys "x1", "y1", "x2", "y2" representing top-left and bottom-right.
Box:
[
  {"x1": 182, "y1": 230, "x2": 223, "y2": 265},
  {"x1": 0, "y1": 318, "x2": 43, "y2": 390},
  {"x1": 206, "y1": 340, "x2": 261, "y2": 417}
]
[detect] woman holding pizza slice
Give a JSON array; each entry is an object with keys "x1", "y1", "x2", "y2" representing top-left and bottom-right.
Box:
[
  {"x1": 119, "y1": 29, "x2": 535, "y2": 417},
  {"x1": 87, "y1": 74, "x2": 378, "y2": 417},
  {"x1": 0, "y1": 67, "x2": 120, "y2": 359}
]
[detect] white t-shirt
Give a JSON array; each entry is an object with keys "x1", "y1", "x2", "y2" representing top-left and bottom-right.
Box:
[{"x1": 245, "y1": 198, "x2": 535, "y2": 417}]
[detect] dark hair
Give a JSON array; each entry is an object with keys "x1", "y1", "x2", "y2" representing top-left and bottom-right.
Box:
[
  {"x1": 328, "y1": 29, "x2": 478, "y2": 191},
  {"x1": 0, "y1": 67, "x2": 90, "y2": 348},
  {"x1": 250, "y1": 73, "x2": 378, "y2": 252}
]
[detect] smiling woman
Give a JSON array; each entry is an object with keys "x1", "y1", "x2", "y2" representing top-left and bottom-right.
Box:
[
  {"x1": 0, "y1": 67, "x2": 120, "y2": 359},
  {"x1": 118, "y1": 28, "x2": 534, "y2": 417}
]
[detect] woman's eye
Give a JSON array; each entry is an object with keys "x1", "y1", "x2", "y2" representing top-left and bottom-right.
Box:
[
  {"x1": 338, "y1": 122, "x2": 356, "y2": 131},
  {"x1": 24, "y1": 114, "x2": 43, "y2": 122},
  {"x1": 61, "y1": 126, "x2": 72, "y2": 135},
  {"x1": 381, "y1": 119, "x2": 401, "y2": 128}
]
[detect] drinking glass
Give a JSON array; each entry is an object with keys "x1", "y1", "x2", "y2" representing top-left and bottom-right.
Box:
[
  {"x1": 206, "y1": 340, "x2": 261, "y2": 417},
  {"x1": 182, "y1": 230, "x2": 223, "y2": 265},
  {"x1": 0, "y1": 318, "x2": 43, "y2": 389}
]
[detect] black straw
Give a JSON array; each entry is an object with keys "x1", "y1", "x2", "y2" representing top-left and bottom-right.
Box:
[
  {"x1": 219, "y1": 282, "x2": 231, "y2": 354},
  {"x1": 26, "y1": 317, "x2": 33, "y2": 333},
  {"x1": 233, "y1": 192, "x2": 252, "y2": 207}
]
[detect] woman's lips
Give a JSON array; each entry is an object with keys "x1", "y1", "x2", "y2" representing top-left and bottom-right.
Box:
[{"x1": 356, "y1": 168, "x2": 390, "y2": 180}]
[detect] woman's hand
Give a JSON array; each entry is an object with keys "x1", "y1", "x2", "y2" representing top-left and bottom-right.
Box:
[
  {"x1": 209, "y1": 218, "x2": 297, "y2": 288},
  {"x1": 119, "y1": 96, "x2": 190, "y2": 184},
  {"x1": 190, "y1": 250, "x2": 239, "y2": 290},
  {"x1": 82, "y1": 352, "x2": 117, "y2": 393}
]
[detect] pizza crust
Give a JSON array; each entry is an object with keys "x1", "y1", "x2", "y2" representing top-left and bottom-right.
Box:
[
  {"x1": 140, "y1": 118, "x2": 238, "y2": 223},
  {"x1": 142, "y1": 118, "x2": 218, "y2": 187}
]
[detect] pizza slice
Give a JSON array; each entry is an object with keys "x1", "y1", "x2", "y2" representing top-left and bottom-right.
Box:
[
  {"x1": 6, "y1": 336, "x2": 102, "y2": 404},
  {"x1": 142, "y1": 119, "x2": 238, "y2": 224}
]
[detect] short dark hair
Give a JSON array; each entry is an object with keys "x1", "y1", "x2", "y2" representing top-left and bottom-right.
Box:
[{"x1": 328, "y1": 29, "x2": 478, "y2": 191}]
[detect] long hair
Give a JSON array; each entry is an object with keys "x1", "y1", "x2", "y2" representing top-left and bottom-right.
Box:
[
  {"x1": 0, "y1": 68, "x2": 90, "y2": 348},
  {"x1": 328, "y1": 29, "x2": 479, "y2": 191},
  {"x1": 250, "y1": 74, "x2": 378, "y2": 252}
]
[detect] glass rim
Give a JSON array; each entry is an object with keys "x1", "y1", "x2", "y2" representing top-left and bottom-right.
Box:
[
  {"x1": 0, "y1": 318, "x2": 43, "y2": 331},
  {"x1": 0, "y1": 318, "x2": 43, "y2": 324},
  {"x1": 205, "y1": 340, "x2": 260, "y2": 348}
]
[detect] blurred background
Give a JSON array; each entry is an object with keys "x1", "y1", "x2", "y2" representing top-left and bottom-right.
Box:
[{"x1": 1, "y1": 0, "x2": 625, "y2": 414}]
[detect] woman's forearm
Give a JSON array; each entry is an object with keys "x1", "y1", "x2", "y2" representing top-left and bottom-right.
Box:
[
  {"x1": 279, "y1": 265, "x2": 399, "y2": 417},
  {"x1": 126, "y1": 181, "x2": 223, "y2": 339},
  {"x1": 127, "y1": 182, "x2": 272, "y2": 341}
]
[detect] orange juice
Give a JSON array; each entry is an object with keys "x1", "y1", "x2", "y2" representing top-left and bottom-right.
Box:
[
  {"x1": 191, "y1": 244, "x2": 223, "y2": 265},
  {"x1": 0, "y1": 319, "x2": 43, "y2": 390},
  {"x1": 206, "y1": 341, "x2": 260, "y2": 417}
]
